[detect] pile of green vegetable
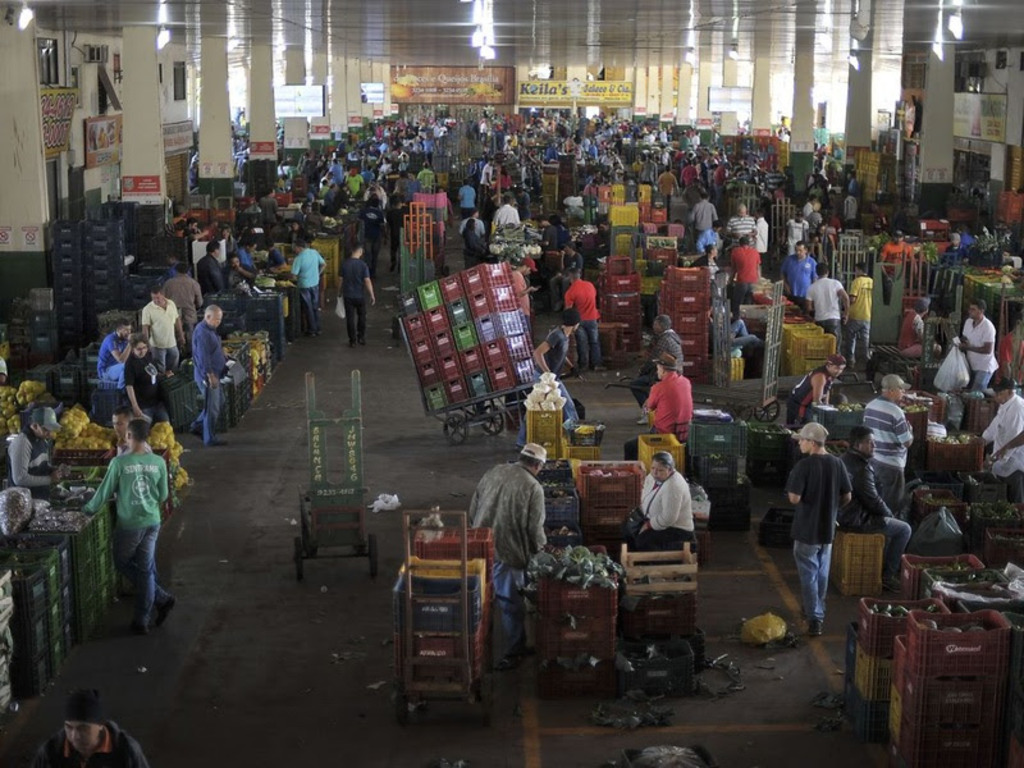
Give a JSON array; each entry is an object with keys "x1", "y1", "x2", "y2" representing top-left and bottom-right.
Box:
[{"x1": 527, "y1": 546, "x2": 624, "y2": 590}]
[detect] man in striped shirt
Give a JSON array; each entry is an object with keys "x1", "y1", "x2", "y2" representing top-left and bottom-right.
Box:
[
  {"x1": 862, "y1": 374, "x2": 914, "y2": 516},
  {"x1": 726, "y1": 204, "x2": 757, "y2": 241}
]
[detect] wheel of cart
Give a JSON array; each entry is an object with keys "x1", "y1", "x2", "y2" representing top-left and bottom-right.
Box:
[
  {"x1": 429, "y1": 386, "x2": 530, "y2": 446},
  {"x1": 293, "y1": 371, "x2": 378, "y2": 581},
  {"x1": 394, "y1": 510, "x2": 493, "y2": 726}
]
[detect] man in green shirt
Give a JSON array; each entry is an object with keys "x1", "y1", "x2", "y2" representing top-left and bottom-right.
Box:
[
  {"x1": 84, "y1": 419, "x2": 175, "y2": 635},
  {"x1": 416, "y1": 161, "x2": 436, "y2": 193}
]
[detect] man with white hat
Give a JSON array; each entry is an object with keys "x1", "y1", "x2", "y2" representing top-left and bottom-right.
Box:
[
  {"x1": 470, "y1": 443, "x2": 548, "y2": 670},
  {"x1": 785, "y1": 422, "x2": 852, "y2": 637},
  {"x1": 982, "y1": 379, "x2": 1024, "y2": 503},
  {"x1": 863, "y1": 374, "x2": 914, "y2": 516}
]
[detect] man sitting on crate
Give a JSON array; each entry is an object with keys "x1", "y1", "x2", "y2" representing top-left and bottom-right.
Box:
[
  {"x1": 627, "y1": 315, "x2": 683, "y2": 425},
  {"x1": 470, "y1": 443, "x2": 548, "y2": 671},
  {"x1": 839, "y1": 427, "x2": 912, "y2": 593},
  {"x1": 623, "y1": 353, "x2": 693, "y2": 462}
]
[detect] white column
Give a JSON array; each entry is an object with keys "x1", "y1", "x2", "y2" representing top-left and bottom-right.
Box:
[
  {"x1": 310, "y1": 53, "x2": 328, "y2": 85},
  {"x1": 751, "y1": 23, "x2": 772, "y2": 132},
  {"x1": 720, "y1": 54, "x2": 739, "y2": 137},
  {"x1": 120, "y1": 27, "x2": 167, "y2": 204},
  {"x1": 329, "y1": 54, "x2": 348, "y2": 134},
  {"x1": 791, "y1": 25, "x2": 816, "y2": 191},
  {"x1": 845, "y1": 36, "x2": 873, "y2": 150},
  {"x1": 284, "y1": 49, "x2": 305, "y2": 85},
  {"x1": 697, "y1": 35, "x2": 713, "y2": 124},
  {"x1": 634, "y1": 65, "x2": 648, "y2": 118},
  {"x1": 249, "y1": 45, "x2": 277, "y2": 159},
  {"x1": 676, "y1": 62, "x2": 693, "y2": 126},
  {"x1": 198, "y1": 39, "x2": 233, "y2": 180},
  {"x1": 345, "y1": 58, "x2": 361, "y2": 129},
  {"x1": 919, "y1": 44, "x2": 955, "y2": 190},
  {"x1": 647, "y1": 64, "x2": 660, "y2": 118}
]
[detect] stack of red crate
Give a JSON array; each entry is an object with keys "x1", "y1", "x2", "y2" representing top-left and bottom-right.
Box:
[
  {"x1": 598, "y1": 322, "x2": 631, "y2": 369},
  {"x1": 889, "y1": 610, "x2": 1011, "y2": 768},
  {"x1": 535, "y1": 577, "x2": 618, "y2": 698},
  {"x1": 599, "y1": 257, "x2": 643, "y2": 354},
  {"x1": 659, "y1": 267, "x2": 712, "y2": 383},
  {"x1": 575, "y1": 461, "x2": 645, "y2": 550}
]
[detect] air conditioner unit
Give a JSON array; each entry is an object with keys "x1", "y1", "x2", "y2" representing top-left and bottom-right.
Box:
[{"x1": 85, "y1": 45, "x2": 109, "y2": 64}]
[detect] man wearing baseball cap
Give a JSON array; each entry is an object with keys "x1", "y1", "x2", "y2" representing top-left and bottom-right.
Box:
[
  {"x1": 785, "y1": 423, "x2": 852, "y2": 637},
  {"x1": 469, "y1": 443, "x2": 548, "y2": 670},
  {"x1": 863, "y1": 373, "x2": 914, "y2": 516},
  {"x1": 6, "y1": 406, "x2": 67, "y2": 501},
  {"x1": 31, "y1": 688, "x2": 151, "y2": 766},
  {"x1": 982, "y1": 379, "x2": 1024, "y2": 502}
]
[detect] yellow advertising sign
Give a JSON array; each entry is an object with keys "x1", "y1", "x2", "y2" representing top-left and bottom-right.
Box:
[
  {"x1": 40, "y1": 88, "x2": 77, "y2": 159},
  {"x1": 953, "y1": 93, "x2": 1006, "y2": 144},
  {"x1": 517, "y1": 80, "x2": 634, "y2": 107}
]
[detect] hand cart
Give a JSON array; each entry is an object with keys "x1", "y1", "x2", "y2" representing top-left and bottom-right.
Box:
[
  {"x1": 426, "y1": 385, "x2": 533, "y2": 446},
  {"x1": 394, "y1": 510, "x2": 494, "y2": 726},
  {"x1": 294, "y1": 371, "x2": 378, "y2": 581}
]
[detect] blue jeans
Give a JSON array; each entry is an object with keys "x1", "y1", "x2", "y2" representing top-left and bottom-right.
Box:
[
  {"x1": 877, "y1": 517, "x2": 912, "y2": 580},
  {"x1": 843, "y1": 320, "x2": 871, "y2": 365},
  {"x1": 193, "y1": 379, "x2": 224, "y2": 445},
  {"x1": 971, "y1": 369, "x2": 993, "y2": 391},
  {"x1": 100, "y1": 364, "x2": 125, "y2": 389},
  {"x1": 792, "y1": 541, "x2": 832, "y2": 622},
  {"x1": 575, "y1": 320, "x2": 602, "y2": 369},
  {"x1": 299, "y1": 286, "x2": 320, "y2": 334},
  {"x1": 516, "y1": 370, "x2": 580, "y2": 446},
  {"x1": 492, "y1": 561, "x2": 527, "y2": 658},
  {"x1": 364, "y1": 236, "x2": 382, "y2": 279},
  {"x1": 113, "y1": 525, "x2": 171, "y2": 626},
  {"x1": 152, "y1": 346, "x2": 180, "y2": 373},
  {"x1": 140, "y1": 403, "x2": 170, "y2": 424}
]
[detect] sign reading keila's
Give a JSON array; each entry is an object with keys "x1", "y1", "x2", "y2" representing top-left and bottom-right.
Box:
[{"x1": 518, "y1": 81, "x2": 634, "y2": 106}]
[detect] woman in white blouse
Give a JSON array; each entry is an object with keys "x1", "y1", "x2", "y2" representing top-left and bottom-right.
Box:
[{"x1": 628, "y1": 452, "x2": 695, "y2": 552}]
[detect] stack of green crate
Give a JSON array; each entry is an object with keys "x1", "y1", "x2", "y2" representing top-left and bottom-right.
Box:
[
  {"x1": 61, "y1": 505, "x2": 116, "y2": 642},
  {"x1": 0, "y1": 569, "x2": 14, "y2": 710}
]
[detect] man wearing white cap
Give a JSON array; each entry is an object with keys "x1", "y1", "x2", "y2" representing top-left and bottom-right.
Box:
[
  {"x1": 470, "y1": 443, "x2": 548, "y2": 670},
  {"x1": 863, "y1": 374, "x2": 914, "y2": 516},
  {"x1": 785, "y1": 422, "x2": 852, "y2": 637}
]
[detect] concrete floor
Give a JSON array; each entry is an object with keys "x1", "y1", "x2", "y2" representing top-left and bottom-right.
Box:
[{"x1": 0, "y1": 250, "x2": 890, "y2": 768}]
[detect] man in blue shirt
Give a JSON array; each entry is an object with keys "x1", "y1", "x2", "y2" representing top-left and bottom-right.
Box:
[
  {"x1": 781, "y1": 241, "x2": 818, "y2": 311},
  {"x1": 339, "y1": 246, "x2": 377, "y2": 347},
  {"x1": 329, "y1": 157, "x2": 345, "y2": 185},
  {"x1": 290, "y1": 239, "x2": 326, "y2": 336},
  {"x1": 457, "y1": 180, "x2": 477, "y2": 220},
  {"x1": 97, "y1": 320, "x2": 133, "y2": 388},
  {"x1": 695, "y1": 220, "x2": 722, "y2": 255},
  {"x1": 190, "y1": 305, "x2": 228, "y2": 446}
]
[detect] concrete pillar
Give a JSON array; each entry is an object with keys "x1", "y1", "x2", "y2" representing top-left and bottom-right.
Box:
[
  {"x1": 720, "y1": 54, "x2": 739, "y2": 137},
  {"x1": 845, "y1": 33, "x2": 873, "y2": 151},
  {"x1": 918, "y1": 43, "x2": 955, "y2": 212},
  {"x1": 285, "y1": 49, "x2": 305, "y2": 85},
  {"x1": 346, "y1": 58, "x2": 361, "y2": 129},
  {"x1": 198, "y1": 39, "x2": 234, "y2": 197},
  {"x1": 791, "y1": 25, "x2": 816, "y2": 192},
  {"x1": 697, "y1": 37, "x2": 713, "y2": 124},
  {"x1": 310, "y1": 53, "x2": 328, "y2": 85},
  {"x1": 329, "y1": 55, "x2": 348, "y2": 134},
  {"x1": 751, "y1": 22, "x2": 772, "y2": 132},
  {"x1": 370, "y1": 61, "x2": 387, "y2": 120},
  {"x1": 248, "y1": 45, "x2": 277, "y2": 160},
  {"x1": 120, "y1": 27, "x2": 167, "y2": 204},
  {"x1": 676, "y1": 62, "x2": 693, "y2": 126},
  {"x1": 0, "y1": 19, "x2": 48, "y2": 258},
  {"x1": 647, "y1": 64, "x2": 660, "y2": 118},
  {"x1": 634, "y1": 65, "x2": 648, "y2": 119}
]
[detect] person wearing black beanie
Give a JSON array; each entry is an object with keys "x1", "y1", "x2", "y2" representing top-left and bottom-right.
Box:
[{"x1": 29, "y1": 689, "x2": 152, "y2": 767}]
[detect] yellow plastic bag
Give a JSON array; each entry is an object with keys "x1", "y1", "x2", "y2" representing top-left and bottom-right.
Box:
[{"x1": 741, "y1": 612, "x2": 787, "y2": 645}]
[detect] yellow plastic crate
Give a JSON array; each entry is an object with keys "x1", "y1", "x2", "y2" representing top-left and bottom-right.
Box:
[
  {"x1": 888, "y1": 684, "x2": 902, "y2": 743},
  {"x1": 638, "y1": 184, "x2": 652, "y2": 203},
  {"x1": 830, "y1": 531, "x2": 884, "y2": 596},
  {"x1": 609, "y1": 203, "x2": 639, "y2": 227},
  {"x1": 854, "y1": 643, "x2": 893, "y2": 701},
  {"x1": 313, "y1": 237, "x2": 341, "y2": 291},
  {"x1": 400, "y1": 557, "x2": 488, "y2": 604},
  {"x1": 566, "y1": 445, "x2": 602, "y2": 461},
  {"x1": 614, "y1": 234, "x2": 634, "y2": 256},
  {"x1": 611, "y1": 184, "x2": 626, "y2": 205},
  {"x1": 641, "y1": 276, "x2": 663, "y2": 296},
  {"x1": 638, "y1": 434, "x2": 686, "y2": 473},
  {"x1": 730, "y1": 357, "x2": 745, "y2": 381},
  {"x1": 526, "y1": 409, "x2": 564, "y2": 446}
]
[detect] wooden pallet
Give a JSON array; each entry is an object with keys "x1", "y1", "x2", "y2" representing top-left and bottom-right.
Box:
[{"x1": 619, "y1": 544, "x2": 698, "y2": 594}]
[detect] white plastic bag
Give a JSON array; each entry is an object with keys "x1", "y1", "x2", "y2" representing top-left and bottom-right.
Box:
[
  {"x1": 934, "y1": 346, "x2": 970, "y2": 392},
  {"x1": 335, "y1": 297, "x2": 346, "y2": 320}
]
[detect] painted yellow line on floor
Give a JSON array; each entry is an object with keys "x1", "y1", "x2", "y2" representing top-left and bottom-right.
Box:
[
  {"x1": 538, "y1": 721, "x2": 814, "y2": 737},
  {"x1": 520, "y1": 676, "x2": 543, "y2": 768},
  {"x1": 753, "y1": 540, "x2": 843, "y2": 692}
]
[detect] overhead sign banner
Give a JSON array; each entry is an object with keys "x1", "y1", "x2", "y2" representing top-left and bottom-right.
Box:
[
  {"x1": 517, "y1": 80, "x2": 634, "y2": 107},
  {"x1": 84, "y1": 114, "x2": 122, "y2": 169},
  {"x1": 122, "y1": 175, "x2": 162, "y2": 204},
  {"x1": 40, "y1": 88, "x2": 77, "y2": 159},
  {"x1": 391, "y1": 67, "x2": 514, "y2": 104},
  {"x1": 953, "y1": 92, "x2": 1006, "y2": 143},
  {"x1": 162, "y1": 121, "x2": 193, "y2": 156},
  {"x1": 274, "y1": 85, "x2": 325, "y2": 118}
]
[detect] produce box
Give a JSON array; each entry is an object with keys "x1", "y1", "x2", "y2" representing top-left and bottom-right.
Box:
[
  {"x1": 967, "y1": 502, "x2": 1024, "y2": 554},
  {"x1": 544, "y1": 487, "x2": 580, "y2": 528},
  {"x1": 984, "y1": 528, "x2": 1024, "y2": 569},
  {"x1": 758, "y1": 508, "x2": 795, "y2": 548},
  {"x1": 901, "y1": 553, "x2": 984, "y2": 600},
  {"x1": 810, "y1": 403, "x2": 865, "y2": 441},
  {"x1": 853, "y1": 642, "x2": 893, "y2": 703},
  {"x1": 926, "y1": 434, "x2": 985, "y2": 472},
  {"x1": 857, "y1": 598, "x2": 948, "y2": 657},
  {"x1": 620, "y1": 592, "x2": 697, "y2": 638},
  {"x1": 619, "y1": 544, "x2": 697, "y2": 595},
  {"x1": 830, "y1": 531, "x2": 884, "y2": 597},
  {"x1": 746, "y1": 422, "x2": 792, "y2": 462},
  {"x1": 910, "y1": 488, "x2": 968, "y2": 527},
  {"x1": 959, "y1": 472, "x2": 1008, "y2": 505},
  {"x1": 687, "y1": 419, "x2": 747, "y2": 458},
  {"x1": 692, "y1": 455, "x2": 739, "y2": 489},
  {"x1": 904, "y1": 609, "x2": 1011, "y2": 678},
  {"x1": 616, "y1": 638, "x2": 696, "y2": 697},
  {"x1": 921, "y1": 567, "x2": 1008, "y2": 606}
]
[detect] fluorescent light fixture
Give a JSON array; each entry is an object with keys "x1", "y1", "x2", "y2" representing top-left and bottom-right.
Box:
[
  {"x1": 157, "y1": 26, "x2": 170, "y2": 49},
  {"x1": 472, "y1": 0, "x2": 482, "y2": 25},
  {"x1": 471, "y1": 27, "x2": 483, "y2": 47},
  {"x1": 479, "y1": 45, "x2": 495, "y2": 60},
  {"x1": 18, "y1": 6, "x2": 33, "y2": 29},
  {"x1": 460, "y1": 0, "x2": 473, "y2": 3},
  {"x1": 948, "y1": 11, "x2": 963, "y2": 41},
  {"x1": 849, "y1": 53, "x2": 860, "y2": 70},
  {"x1": 157, "y1": 2, "x2": 168, "y2": 24},
  {"x1": 728, "y1": 44, "x2": 739, "y2": 60},
  {"x1": 932, "y1": 7, "x2": 944, "y2": 60}
]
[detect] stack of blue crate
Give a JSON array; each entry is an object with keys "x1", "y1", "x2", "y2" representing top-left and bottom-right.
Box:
[
  {"x1": 51, "y1": 221, "x2": 85, "y2": 349},
  {"x1": 82, "y1": 220, "x2": 126, "y2": 338}
]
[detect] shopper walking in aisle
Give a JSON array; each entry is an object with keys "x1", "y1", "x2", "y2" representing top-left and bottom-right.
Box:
[
  {"x1": 754, "y1": 207, "x2": 770, "y2": 260},
  {"x1": 729, "y1": 235, "x2": 761, "y2": 319},
  {"x1": 785, "y1": 210, "x2": 810, "y2": 255},
  {"x1": 726, "y1": 204, "x2": 757, "y2": 241},
  {"x1": 839, "y1": 427, "x2": 912, "y2": 592},
  {"x1": 780, "y1": 241, "x2": 818, "y2": 311},
  {"x1": 161, "y1": 263, "x2": 203, "y2": 344},
  {"x1": 470, "y1": 444, "x2": 548, "y2": 671},
  {"x1": 843, "y1": 262, "x2": 873, "y2": 367},
  {"x1": 562, "y1": 268, "x2": 604, "y2": 372},
  {"x1": 690, "y1": 189, "x2": 717, "y2": 242},
  {"x1": 84, "y1": 418, "x2": 175, "y2": 635},
  {"x1": 624, "y1": 452, "x2": 696, "y2": 553},
  {"x1": 190, "y1": 306, "x2": 228, "y2": 447},
  {"x1": 959, "y1": 299, "x2": 999, "y2": 391},
  {"x1": 982, "y1": 379, "x2": 1024, "y2": 502},
  {"x1": 785, "y1": 422, "x2": 852, "y2": 637},
  {"x1": 460, "y1": 208, "x2": 488, "y2": 267},
  {"x1": 457, "y1": 178, "x2": 477, "y2": 220},
  {"x1": 290, "y1": 239, "x2": 326, "y2": 337},
  {"x1": 359, "y1": 195, "x2": 386, "y2": 279},
  {"x1": 31, "y1": 689, "x2": 152, "y2": 767},
  {"x1": 196, "y1": 240, "x2": 226, "y2": 298},
  {"x1": 140, "y1": 285, "x2": 184, "y2": 373},
  {"x1": 339, "y1": 246, "x2": 376, "y2": 348},
  {"x1": 862, "y1": 374, "x2": 914, "y2": 517},
  {"x1": 804, "y1": 262, "x2": 849, "y2": 351}
]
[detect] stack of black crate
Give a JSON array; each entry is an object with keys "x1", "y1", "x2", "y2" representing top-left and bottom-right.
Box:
[
  {"x1": 51, "y1": 221, "x2": 84, "y2": 350},
  {"x1": 82, "y1": 220, "x2": 126, "y2": 339}
]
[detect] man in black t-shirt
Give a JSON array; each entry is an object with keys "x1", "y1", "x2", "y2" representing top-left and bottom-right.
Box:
[
  {"x1": 123, "y1": 334, "x2": 170, "y2": 424},
  {"x1": 785, "y1": 422, "x2": 852, "y2": 637}
]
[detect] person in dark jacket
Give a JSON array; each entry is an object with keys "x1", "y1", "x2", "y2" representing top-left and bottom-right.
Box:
[
  {"x1": 195, "y1": 240, "x2": 226, "y2": 297},
  {"x1": 838, "y1": 427, "x2": 912, "y2": 592},
  {"x1": 31, "y1": 688, "x2": 151, "y2": 768},
  {"x1": 460, "y1": 208, "x2": 488, "y2": 266},
  {"x1": 7, "y1": 407, "x2": 67, "y2": 500}
]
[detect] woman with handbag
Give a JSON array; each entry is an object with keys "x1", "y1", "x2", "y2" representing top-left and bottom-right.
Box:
[{"x1": 623, "y1": 452, "x2": 696, "y2": 552}]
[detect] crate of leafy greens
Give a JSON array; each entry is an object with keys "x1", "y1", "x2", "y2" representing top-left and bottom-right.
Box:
[
  {"x1": 527, "y1": 546, "x2": 623, "y2": 619},
  {"x1": 985, "y1": 528, "x2": 1024, "y2": 568},
  {"x1": 968, "y1": 501, "x2": 1024, "y2": 553},
  {"x1": 900, "y1": 553, "x2": 985, "y2": 600},
  {"x1": 926, "y1": 433, "x2": 985, "y2": 472},
  {"x1": 745, "y1": 422, "x2": 792, "y2": 462},
  {"x1": 920, "y1": 567, "x2": 1009, "y2": 606},
  {"x1": 810, "y1": 403, "x2": 865, "y2": 441},
  {"x1": 912, "y1": 471, "x2": 965, "y2": 500},
  {"x1": 959, "y1": 471, "x2": 1009, "y2": 505},
  {"x1": 910, "y1": 488, "x2": 968, "y2": 527}
]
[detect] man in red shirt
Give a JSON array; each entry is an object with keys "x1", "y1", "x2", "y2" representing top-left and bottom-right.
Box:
[
  {"x1": 563, "y1": 268, "x2": 604, "y2": 372},
  {"x1": 624, "y1": 353, "x2": 693, "y2": 459},
  {"x1": 729, "y1": 235, "x2": 762, "y2": 319}
]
